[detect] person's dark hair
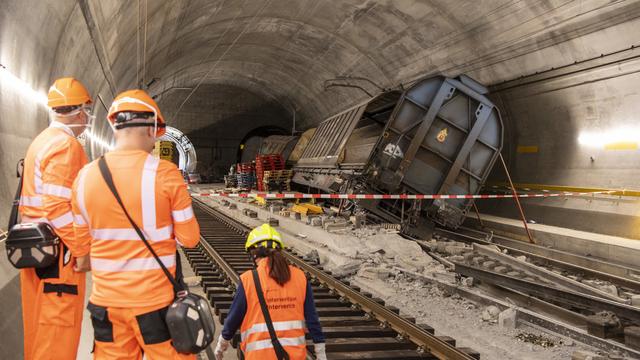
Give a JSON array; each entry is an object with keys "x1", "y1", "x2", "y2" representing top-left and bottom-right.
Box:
[{"x1": 250, "y1": 247, "x2": 291, "y2": 286}]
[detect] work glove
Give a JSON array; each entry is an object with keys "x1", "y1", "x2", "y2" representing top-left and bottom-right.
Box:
[
  {"x1": 314, "y1": 343, "x2": 327, "y2": 360},
  {"x1": 214, "y1": 335, "x2": 230, "y2": 360}
]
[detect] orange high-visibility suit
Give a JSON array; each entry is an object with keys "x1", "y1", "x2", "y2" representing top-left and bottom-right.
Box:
[
  {"x1": 239, "y1": 260, "x2": 308, "y2": 359},
  {"x1": 19, "y1": 121, "x2": 89, "y2": 360},
  {"x1": 72, "y1": 150, "x2": 200, "y2": 360}
]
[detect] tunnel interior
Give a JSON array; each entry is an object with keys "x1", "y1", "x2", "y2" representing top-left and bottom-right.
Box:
[
  {"x1": 2, "y1": 0, "x2": 640, "y2": 230},
  {"x1": 3, "y1": 1, "x2": 640, "y2": 359}
]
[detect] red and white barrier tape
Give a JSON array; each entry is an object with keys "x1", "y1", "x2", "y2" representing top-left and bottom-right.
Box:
[{"x1": 192, "y1": 190, "x2": 616, "y2": 200}]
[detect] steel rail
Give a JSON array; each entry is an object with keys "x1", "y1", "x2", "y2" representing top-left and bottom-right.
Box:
[
  {"x1": 455, "y1": 263, "x2": 640, "y2": 324},
  {"x1": 198, "y1": 232, "x2": 240, "y2": 286},
  {"x1": 435, "y1": 227, "x2": 640, "y2": 293}
]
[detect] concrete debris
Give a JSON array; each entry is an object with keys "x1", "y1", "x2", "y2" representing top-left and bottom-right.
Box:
[
  {"x1": 432, "y1": 272, "x2": 456, "y2": 283},
  {"x1": 242, "y1": 208, "x2": 258, "y2": 218},
  {"x1": 481, "y1": 305, "x2": 501, "y2": 322},
  {"x1": 493, "y1": 265, "x2": 509, "y2": 274},
  {"x1": 350, "y1": 213, "x2": 367, "y2": 229},
  {"x1": 586, "y1": 311, "x2": 622, "y2": 339},
  {"x1": 515, "y1": 332, "x2": 557, "y2": 348},
  {"x1": 571, "y1": 350, "x2": 607, "y2": 360},
  {"x1": 598, "y1": 284, "x2": 619, "y2": 297},
  {"x1": 498, "y1": 308, "x2": 518, "y2": 329},
  {"x1": 358, "y1": 265, "x2": 392, "y2": 281},
  {"x1": 515, "y1": 255, "x2": 527, "y2": 262},
  {"x1": 472, "y1": 256, "x2": 486, "y2": 267},
  {"x1": 563, "y1": 338, "x2": 574, "y2": 346},
  {"x1": 324, "y1": 220, "x2": 348, "y2": 232},
  {"x1": 461, "y1": 277, "x2": 475, "y2": 287},
  {"x1": 304, "y1": 249, "x2": 320, "y2": 265},
  {"x1": 485, "y1": 244, "x2": 501, "y2": 252},
  {"x1": 631, "y1": 294, "x2": 640, "y2": 307},
  {"x1": 310, "y1": 217, "x2": 323, "y2": 227},
  {"x1": 444, "y1": 245, "x2": 469, "y2": 256},
  {"x1": 434, "y1": 241, "x2": 465, "y2": 253},
  {"x1": 481, "y1": 261, "x2": 496, "y2": 269},
  {"x1": 296, "y1": 233, "x2": 307, "y2": 239}
]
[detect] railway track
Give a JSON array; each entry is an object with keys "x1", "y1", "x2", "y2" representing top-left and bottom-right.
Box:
[
  {"x1": 436, "y1": 226, "x2": 640, "y2": 295},
  {"x1": 184, "y1": 199, "x2": 481, "y2": 360},
  {"x1": 431, "y1": 226, "x2": 640, "y2": 353},
  {"x1": 433, "y1": 226, "x2": 640, "y2": 301}
]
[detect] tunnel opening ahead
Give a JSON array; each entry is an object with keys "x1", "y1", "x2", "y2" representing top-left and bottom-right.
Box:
[
  {"x1": 236, "y1": 125, "x2": 289, "y2": 164},
  {"x1": 155, "y1": 84, "x2": 292, "y2": 182}
]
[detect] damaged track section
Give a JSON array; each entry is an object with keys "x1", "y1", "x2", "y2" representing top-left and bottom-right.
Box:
[{"x1": 184, "y1": 199, "x2": 480, "y2": 359}]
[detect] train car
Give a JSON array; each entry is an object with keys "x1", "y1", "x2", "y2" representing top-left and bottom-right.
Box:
[
  {"x1": 291, "y1": 75, "x2": 503, "y2": 233},
  {"x1": 258, "y1": 135, "x2": 300, "y2": 166}
]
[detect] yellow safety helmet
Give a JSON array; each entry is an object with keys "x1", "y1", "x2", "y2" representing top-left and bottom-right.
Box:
[{"x1": 245, "y1": 224, "x2": 284, "y2": 251}]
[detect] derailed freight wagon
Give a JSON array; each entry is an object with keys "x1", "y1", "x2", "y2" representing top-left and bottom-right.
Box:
[{"x1": 291, "y1": 75, "x2": 503, "y2": 233}]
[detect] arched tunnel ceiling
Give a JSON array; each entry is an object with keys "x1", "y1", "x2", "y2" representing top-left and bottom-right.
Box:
[
  {"x1": 2, "y1": 0, "x2": 640, "y2": 225},
  {"x1": 47, "y1": 0, "x2": 640, "y2": 135}
]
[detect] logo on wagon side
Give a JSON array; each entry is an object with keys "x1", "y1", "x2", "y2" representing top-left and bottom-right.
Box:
[
  {"x1": 383, "y1": 143, "x2": 404, "y2": 158},
  {"x1": 436, "y1": 128, "x2": 448, "y2": 143}
]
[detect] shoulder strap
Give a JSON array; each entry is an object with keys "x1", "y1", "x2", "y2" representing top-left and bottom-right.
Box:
[
  {"x1": 98, "y1": 156, "x2": 183, "y2": 294},
  {"x1": 251, "y1": 269, "x2": 290, "y2": 360},
  {"x1": 8, "y1": 159, "x2": 25, "y2": 229}
]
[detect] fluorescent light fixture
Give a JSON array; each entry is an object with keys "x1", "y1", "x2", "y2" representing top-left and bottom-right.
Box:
[
  {"x1": 0, "y1": 64, "x2": 48, "y2": 105},
  {"x1": 578, "y1": 127, "x2": 640, "y2": 149},
  {"x1": 1, "y1": 64, "x2": 113, "y2": 151}
]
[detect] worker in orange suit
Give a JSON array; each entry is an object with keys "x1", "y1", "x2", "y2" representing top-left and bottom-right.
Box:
[
  {"x1": 71, "y1": 89, "x2": 200, "y2": 360},
  {"x1": 18, "y1": 77, "x2": 93, "y2": 360},
  {"x1": 214, "y1": 224, "x2": 326, "y2": 360}
]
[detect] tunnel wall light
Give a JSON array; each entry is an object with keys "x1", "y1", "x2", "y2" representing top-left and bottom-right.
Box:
[
  {"x1": 578, "y1": 127, "x2": 640, "y2": 150},
  {"x1": 0, "y1": 64, "x2": 48, "y2": 105},
  {"x1": 0, "y1": 64, "x2": 113, "y2": 151},
  {"x1": 84, "y1": 130, "x2": 114, "y2": 151}
]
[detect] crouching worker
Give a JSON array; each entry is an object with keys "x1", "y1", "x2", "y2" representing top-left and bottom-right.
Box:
[
  {"x1": 214, "y1": 224, "x2": 327, "y2": 360},
  {"x1": 71, "y1": 89, "x2": 200, "y2": 359}
]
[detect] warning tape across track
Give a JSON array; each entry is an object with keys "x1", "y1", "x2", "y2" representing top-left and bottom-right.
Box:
[{"x1": 192, "y1": 190, "x2": 616, "y2": 200}]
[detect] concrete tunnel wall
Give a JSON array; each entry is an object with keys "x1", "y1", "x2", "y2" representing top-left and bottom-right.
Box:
[
  {"x1": 4, "y1": 0, "x2": 640, "y2": 228},
  {"x1": 2, "y1": 1, "x2": 640, "y2": 355},
  {"x1": 155, "y1": 84, "x2": 292, "y2": 180}
]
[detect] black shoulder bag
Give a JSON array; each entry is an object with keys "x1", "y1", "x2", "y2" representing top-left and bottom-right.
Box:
[
  {"x1": 98, "y1": 156, "x2": 215, "y2": 354},
  {"x1": 251, "y1": 269, "x2": 291, "y2": 360},
  {"x1": 5, "y1": 159, "x2": 60, "y2": 269}
]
